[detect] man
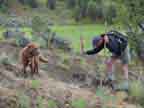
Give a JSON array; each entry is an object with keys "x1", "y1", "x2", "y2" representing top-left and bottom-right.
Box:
[{"x1": 83, "y1": 31, "x2": 130, "y2": 91}]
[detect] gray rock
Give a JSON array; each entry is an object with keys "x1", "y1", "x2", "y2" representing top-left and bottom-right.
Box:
[
  {"x1": 3, "y1": 30, "x2": 15, "y2": 39},
  {"x1": 5, "y1": 19, "x2": 22, "y2": 27},
  {"x1": 18, "y1": 36, "x2": 30, "y2": 48},
  {"x1": 51, "y1": 35, "x2": 72, "y2": 52}
]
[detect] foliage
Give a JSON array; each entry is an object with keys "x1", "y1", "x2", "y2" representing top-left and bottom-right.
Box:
[
  {"x1": 47, "y1": 0, "x2": 56, "y2": 10},
  {"x1": 87, "y1": 0, "x2": 97, "y2": 21},
  {"x1": 0, "y1": 53, "x2": 12, "y2": 65},
  {"x1": 52, "y1": 24, "x2": 105, "y2": 51},
  {"x1": 37, "y1": 96, "x2": 45, "y2": 108},
  {"x1": 0, "y1": 4, "x2": 8, "y2": 13},
  {"x1": 67, "y1": 0, "x2": 76, "y2": 9},
  {"x1": 18, "y1": 0, "x2": 38, "y2": 8},
  {"x1": 129, "y1": 80, "x2": 144, "y2": 107},
  {"x1": 31, "y1": 80, "x2": 41, "y2": 89},
  {"x1": 77, "y1": 0, "x2": 89, "y2": 18},
  {"x1": 113, "y1": 0, "x2": 144, "y2": 53},
  {"x1": 32, "y1": 16, "x2": 47, "y2": 33},
  {"x1": 71, "y1": 98, "x2": 87, "y2": 108},
  {"x1": 47, "y1": 100, "x2": 57, "y2": 108},
  {"x1": 104, "y1": 4, "x2": 117, "y2": 24},
  {"x1": 18, "y1": 93, "x2": 30, "y2": 108},
  {"x1": 95, "y1": 87, "x2": 117, "y2": 107}
]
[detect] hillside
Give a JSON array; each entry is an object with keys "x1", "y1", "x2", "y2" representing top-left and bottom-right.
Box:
[{"x1": 0, "y1": 41, "x2": 143, "y2": 108}]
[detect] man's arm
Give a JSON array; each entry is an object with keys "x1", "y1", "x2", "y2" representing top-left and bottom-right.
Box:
[{"x1": 85, "y1": 45, "x2": 104, "y2": 55}]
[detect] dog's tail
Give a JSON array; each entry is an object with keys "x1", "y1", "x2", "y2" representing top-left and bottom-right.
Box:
[{"x1": 39, "y1": 55, "x2": 48, "y2": 63}]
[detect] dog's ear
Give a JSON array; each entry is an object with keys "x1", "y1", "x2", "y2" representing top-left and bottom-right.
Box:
[{"x1": 27, "y1": 43, "x2": 39, "y2": 49}]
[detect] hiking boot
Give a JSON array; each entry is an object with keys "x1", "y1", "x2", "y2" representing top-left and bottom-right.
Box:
[
  {"x1": 114, "y1": 81, "x2": 129, "y2": 92},
  {"x1": 105, "y1": 75, "x2": 117, "y2": 90}
]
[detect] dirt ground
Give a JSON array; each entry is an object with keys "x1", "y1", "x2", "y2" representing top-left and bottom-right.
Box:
[{"x1": 0, "y1": 41, "x2": 143, "y2": 108}]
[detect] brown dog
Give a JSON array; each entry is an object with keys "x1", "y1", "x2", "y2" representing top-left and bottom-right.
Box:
[{"x1": 20, "y1": 43, "x2": 48, "y2": 76}]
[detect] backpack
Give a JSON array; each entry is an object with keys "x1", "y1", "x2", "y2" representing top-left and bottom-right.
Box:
[{"x1": 107, "y1": 30, "x2": 128, "y2": 52}]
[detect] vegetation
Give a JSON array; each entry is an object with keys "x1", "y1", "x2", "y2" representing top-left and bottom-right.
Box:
[
  {"x1": 31, "y1": 80, "x2": 41, "y2": 89},
  {"x1": 129, "y1": 81, "x2": 144, "y2": 107},
  {"x1": 71, "y1": 98, "x2": 87, "y2": 108},
  {"x1": 18, "y1": 93, "x2": 30, "y2": 108},
  {"x1": 47, "y1": 100, "x2": 57, "y2": 108},
  {"x1": 0, "y1": 0, "x2": 143, "y2": 107}
]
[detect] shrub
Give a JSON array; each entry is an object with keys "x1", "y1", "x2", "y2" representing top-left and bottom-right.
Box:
[
  {"x1": 0, "y1": 53, "x2": 11, "y2": 65},
  {"x1": 37, "y1": 96, "x2": 45, "y2": 108},
  {"x1": 32, "y1": 16, "x2": 47, "y2": 33},
  {"x1": 18, "y1": 93, "x2": 30, "y2": 108},
  {"x1": 129, "y1": 80, "x2": 144, "y2": 107},
  {"x1": 87, "y1": 0, "x2": 97, "y2": 21},
  {"x1": 47, "y1": 0, "x2": 56, "y2": 10},
  {"x1": 71, "y1": 98, "x2": 87, "y2": 108},
  {"x1": 0, "y1": 4, "x2": 8, "y2": 13},
  {"x1": 78, "y1": 0, "x2": 89, "y2": 18},
  {"x1": 104, "y1": 5, "x2": 117, "y2": 24},
  {"x1": 47, "y1": 100, "x2": 57, "y2": 108},
  {"x1": 31, "y1": 80, "x2": 41, "y2": 89},
  {"x1": 67, "y1": 0, "x2": 76, "y2": 8},
  {"x1": 18, "y1": 0, "x2": 38, "y2": 8}
]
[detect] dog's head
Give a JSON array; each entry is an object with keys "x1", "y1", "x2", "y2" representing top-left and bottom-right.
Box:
[{"x1": 26, "y1": 43, "x2": 40, "y2": 56}]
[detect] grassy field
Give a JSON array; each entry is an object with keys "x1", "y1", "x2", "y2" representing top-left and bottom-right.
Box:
[
  {"x1": 52, "y1": 24, "x2": 106, "y2": 51},
  {"x1": 0, "y1": 24, "x2": 106, "y2": 51}
]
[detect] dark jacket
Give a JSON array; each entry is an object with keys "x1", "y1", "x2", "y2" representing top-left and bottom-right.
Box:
[{"x1": 86, "y1": 32, "x2": 128, "y2": 56}]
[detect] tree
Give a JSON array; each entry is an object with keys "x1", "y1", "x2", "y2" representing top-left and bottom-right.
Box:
[
  {"x1": 0, "y1": 0, "x2": 8, "y2": 12},
  {"x1": 113, "y1": 0, "x2": 144, "y2": 55},
  {"x1": 87, "y1": 0, "x2": 104, "y2": 21},
  {"x1": 67, "y1": 0, "x2": 76, "y2": 8},
  {"x1": 18, "y1": 0, "x2": 38, "y2": 8},
  {"x1": 78, "y1": 0, "x2": 89, "y2": 18},
  {"x1": 104, "y1": 4, "x2": 117, "y2": 24},
  {"x1": 47, "y1": 0, "x2": 56, "y2": 10}
]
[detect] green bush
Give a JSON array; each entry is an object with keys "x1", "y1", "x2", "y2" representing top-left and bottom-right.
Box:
[
  {"x1": 0, "y1": 53, "x2": 12, "y2": 65},
  {"x1": 19, "y1": 0, "x2": 38, "y2": 8},
  {"x1": 18, "y1": 93, "x2": 30, "y2": 108},
  {"x1": 31, "y1": 80, "x2": 41, "y2": 89},
  {"x1": 37, "y1": 96, "x2": 45, "y2": 108},
  {"x1": 32, "y1": 16, "x2": 47, "y2": 33},
  {"x1": 0, "y1": 4, "x2": 8, "y2": 13},
  {"x1": 47, "y1": 100, "x2": 57, "y2": 108},
  {"x1": 104, "y1": 5, "x2": 117, "y2": 24},
  {"x1": 71, "y1": 98, "x2": 87, "y2": 108},
  {"x1": 67, "y1": 0, "x2": 76, "y2": 8},
  {"x1": 129, "y1": 80, "x2": 144, "y2": 107},
  {"x1": 87, "y1": 0, "x2": 97, "y2": 21}
]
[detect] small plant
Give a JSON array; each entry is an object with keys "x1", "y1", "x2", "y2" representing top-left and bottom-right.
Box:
[
  {"x1": 129, "y1": 80, "x2": 144, "y2": 107},
  {"x1": 47, "y1": 100, "x2": 57, "y2": 108},
  {"x1": 0, "y1": 53, "x2": 11, "y2": 65},
  {"x1": 31, "y1": 80, "x2": 41, "y2": 89},
  {"x1": 32, "y1": 16, "x2": 47, "y2": 33},
  {"x1": 36, "y1": 96, "x2": 45, "y2": 108},
  {"x1": 18, "y1": 93, "x2": 30, "y2": 108},
  {"x1": 71, "y1": 98, "x2": 87, "y2": 108}
]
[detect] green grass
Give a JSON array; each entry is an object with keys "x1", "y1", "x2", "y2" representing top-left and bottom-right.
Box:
[
  {"x1": 0, "y1": 24, "x2": 106, "y2": 52},
  {"x1": 31, "y1": 80, "x2": 41, "y2": 89},
  {"x1": 71, "y1": 98, "x2": 87, "y2": 108},
  {"x1": 52, "y1": 24, "x2": 106, "y2": 51}
]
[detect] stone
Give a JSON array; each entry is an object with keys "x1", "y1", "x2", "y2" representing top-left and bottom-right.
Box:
[
  {"x1": 3, "y1": 30, "x2": 15, "y2": 39},
  {"x1": 51, "y1": 35, "x2": 72, "y2": 51}
]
